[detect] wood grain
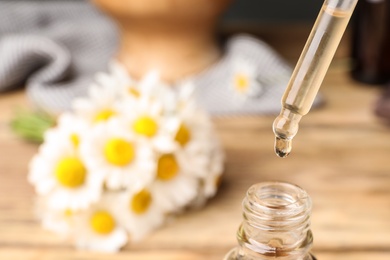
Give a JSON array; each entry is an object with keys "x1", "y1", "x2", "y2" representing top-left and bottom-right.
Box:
[{"x1": 1, "y1": 29, "x2": 390, "y2": 259}]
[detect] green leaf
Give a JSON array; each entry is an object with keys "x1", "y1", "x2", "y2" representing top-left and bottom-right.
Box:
[{"x1": 10, "y1": 109, "x2": 56, "y2": 143}]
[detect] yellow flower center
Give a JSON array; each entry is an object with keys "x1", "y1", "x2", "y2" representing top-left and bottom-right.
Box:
[
  {"x1": 128, "y1": 87, "x2": 140, "y2": 98},
  {"x1": 133, "y1": 116, "x2": 158, "y2": 137},
  {"x1": 54, "y1": 157, "x2": 86, "y2": 188},
  {"x1": 90, "y1": 211, "x2": 116, "y2": 235},
  {"x1": 70, "y1": 133, "x2": 80, "y2": 148},
  {"x1": 130, "y1": 189, "x2": 152, "y2": 215},
  {"x1": 64, "y1": 209, "x2": 73, "y2": 217},
  {"x1": 94, "y1": 109, "x2": 116, "y2": 122},
  {"x1": 174, "y1": 123, "x2": 191, "y2": 147},
  {"x1": 235, "y1": 74, "x2": 249, "y2": 93},
  {"x1": 157, "y1": 154, "x2": 179, "y2": 181},
  {"x1": 104, "y1": 138, "x2": 135, "y2": 166}
]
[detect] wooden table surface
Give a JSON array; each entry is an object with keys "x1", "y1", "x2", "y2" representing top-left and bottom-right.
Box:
[{"x1": 1, "y1": 28, "x2": 390, "y2": 260}]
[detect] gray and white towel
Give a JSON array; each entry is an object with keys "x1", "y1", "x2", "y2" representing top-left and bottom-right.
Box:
[
  {"x1": 0, "y1": 0, "x2": 315, "y2": 116},
  {"x1": 0, "y1": 0, "x2": 117, "y2": 114}
]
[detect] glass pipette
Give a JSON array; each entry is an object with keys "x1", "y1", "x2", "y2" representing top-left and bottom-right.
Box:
[{"x1": 273, "y1": 0, "x2": 359, "y2": 158}]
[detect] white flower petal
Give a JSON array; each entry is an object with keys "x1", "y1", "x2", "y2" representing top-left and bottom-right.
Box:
[
  {"x1": 153, "y1": 174, "x2": 198, "y2": 212},
  {"x1": 153, "y1": 136, "x2": 178, "y2": 153},
  {"x1": 140, "y1": 70, "x2": 160, "y2": 93},
  {"x1": 76, "y1": 228, "x2": 128, "y2": 253}
]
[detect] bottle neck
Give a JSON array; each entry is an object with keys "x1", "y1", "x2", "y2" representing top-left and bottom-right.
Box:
[{"x1": 236, "y1": 182, "x2": 313, "y2": 260}]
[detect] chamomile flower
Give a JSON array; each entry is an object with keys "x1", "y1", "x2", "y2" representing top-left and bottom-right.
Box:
[
  {"x1": 72, "y1": 74, "x2": 121, "y2": 124},
  {"x1": 115, "y1": 185, "x2": 165, "y2": 241},
  {"x1": 109, "y1": 61, "x2": 143, "y2": 99},
  {"x1": 43, "y1": 113, "x2": 88, "y2": 147},
  {"x1": 80, "y1": 119, "x2": 156, "y2": 190},
  {"x1": 231, "y1": 58, "x2": 263, "y2": 99},
  {"x1": 119, "y1": 92, "x2": 175, "y2": 152},
  {"x1": 29, "y1": 115, "x2": 104, "y2": 211},
  {"x1": 109, "y1": 61, "x2": 171, "y2": 102},
  {"x1": 35, "y1": 196, "x2": 75, "y2": 237},
  {"x1": 121, "y1": 71, "x2": 163, "y2": 101},
  {"x1": 151, "y1": 150, "x2": 199, "y2": 212},
  {"x1": 166, "y1": 105, "x2": 219, "y2": 179},
  {"x1": 73, "y1": 193, "x2": 128, "y2": 252},
  {"x1": 165, "y1": 81, "x2": 197, "y2": 114},
  {"x1": 162, "y1": 92, "x2": 225, "y2": 203},
  {"x1": 29, "y1": 64, "x2": 226, "y2": 250}
]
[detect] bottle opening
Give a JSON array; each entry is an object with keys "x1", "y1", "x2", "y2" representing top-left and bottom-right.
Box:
[
  {"x1": 248, "y1": 182, "x2": 311, "y2": 214},
  {"x1": 241, "y1": 182, "x2": 313, "y2": 256}
]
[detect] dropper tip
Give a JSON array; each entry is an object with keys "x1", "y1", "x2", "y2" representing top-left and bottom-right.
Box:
[
  {"x1": 274, "y1": 136, "x2": 292, "y2": 158},
  {"x1": 275, "y1": 148, "x2": 290, "y2": 158}
]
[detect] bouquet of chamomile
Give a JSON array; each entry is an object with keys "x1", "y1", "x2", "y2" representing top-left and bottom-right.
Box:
[{"x1": 28, "y1": 62, "x2": 224, "y2": 252}]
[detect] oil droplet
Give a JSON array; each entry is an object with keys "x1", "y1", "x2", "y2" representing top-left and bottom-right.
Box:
[{"x1": 274, "y1": 136, "x2": 292, "y2": 158}]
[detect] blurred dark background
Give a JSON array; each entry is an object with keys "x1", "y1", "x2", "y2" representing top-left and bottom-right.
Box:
[
  {"x1": 223, "y1": 0, "x2": 323, "y2": 24},
  {"x1": 221, "y1": 0, "x2": 329, "y2": 62}
]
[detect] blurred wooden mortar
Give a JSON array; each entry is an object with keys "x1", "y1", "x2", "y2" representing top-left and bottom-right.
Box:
[{"x1": 92, "y1": 0, "x2": 232, "y2": 82}]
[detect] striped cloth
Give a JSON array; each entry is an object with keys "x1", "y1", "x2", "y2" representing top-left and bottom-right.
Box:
[
  {"x1": 190, "y1": 35, "x2": 294, "y2": 115},
  {"x1": 0, "y1": 0, "x2": 117, "y2": 114},
  {"x1": 0, "y1": 0, "x2": 319, "y2": 116}
]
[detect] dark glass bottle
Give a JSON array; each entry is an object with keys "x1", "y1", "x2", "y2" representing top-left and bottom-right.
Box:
[
  {"x1": 224, "y1": 182, "x2": 316, "y2": 260},
  {"x1": 351, "y1": 0, "x2": 390, "y2": 85}
]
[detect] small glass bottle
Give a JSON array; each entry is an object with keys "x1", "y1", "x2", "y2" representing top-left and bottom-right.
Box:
[{"x1": 224, "y1": 182, "x2": 316, "y2": 260}]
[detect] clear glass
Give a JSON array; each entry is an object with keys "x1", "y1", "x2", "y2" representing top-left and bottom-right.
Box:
[
  {"x1": 224, "y1": 182, "x2": 315, "y2": 260},
  {"x1": 273, "y1": 0, "x2": 359, "y2": 158}
]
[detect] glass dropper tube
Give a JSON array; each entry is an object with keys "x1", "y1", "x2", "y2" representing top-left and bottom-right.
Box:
[{"x1": 273, "y1": 0, "x2": 359, "y2": 158}]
